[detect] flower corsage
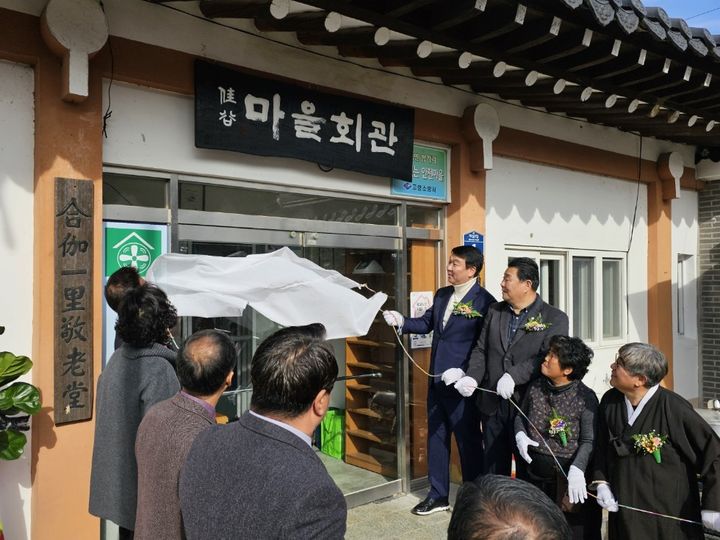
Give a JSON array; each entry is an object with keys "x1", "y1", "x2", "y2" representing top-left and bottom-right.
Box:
[
  {"x1": 632, "y1": 431, "x2": 668, "y2": 463},
  {"x1": 523, "y1": 314, "x2": 552, "y2": 332},
  {"x1": 548, "y1": 408, "x2": 572, "y2": 446},
  {"x1": 452, "y1": 301, "x2": 482, "y2": 318}
]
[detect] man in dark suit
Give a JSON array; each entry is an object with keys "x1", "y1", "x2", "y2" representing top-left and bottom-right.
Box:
[
  {"x1": 454, "y1": 257, "x2": 568, "y2": 476},
  {"x1": 383, "y1": 246, "x2": 495, "y2": 516},
  {"x1": 179, "y1": 324, "x2": 346, "y2": 539},
  {"x1": 134, "y1": 329, "x2": 235, "y2": 540}
]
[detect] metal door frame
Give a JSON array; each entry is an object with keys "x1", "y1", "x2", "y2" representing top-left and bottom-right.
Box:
[{"x1": 102, "y1": 167, "x2": 445, "y2": 506}]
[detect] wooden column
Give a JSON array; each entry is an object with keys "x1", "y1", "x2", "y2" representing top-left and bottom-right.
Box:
[
  {"x1": 408, "y1": 241, "x2": 436, "y2": 479},
  {"x1": 0, "y1": 9, "x2": 106, "y2": 539},
  {"x1": 647, "y1": 177, "x2": 674, "y2": 388}
]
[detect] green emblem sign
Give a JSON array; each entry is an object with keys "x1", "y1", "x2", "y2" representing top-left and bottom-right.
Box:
[
  {"x1": 391, "y1": 143, "x2": 448, "y2": 201},
  {"x1": 105, "y1": 227, "x2": 163, "y2": 277}
]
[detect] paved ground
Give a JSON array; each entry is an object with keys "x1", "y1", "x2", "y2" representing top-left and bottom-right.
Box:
[{"x1": 346, "y1": 489, "x2": 455, "y2": 540}]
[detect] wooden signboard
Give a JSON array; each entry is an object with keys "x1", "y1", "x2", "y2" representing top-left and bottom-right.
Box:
[
  {"x1": 195, "y1": 59, "x2": 415, "y2": 180},
  {"x1": 54, "y1": 178, "x2": 93, "y2": 424}
]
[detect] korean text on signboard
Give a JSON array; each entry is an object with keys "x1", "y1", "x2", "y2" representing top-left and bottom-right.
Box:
[
  {"x1": 391, "y1": 144, "x2": 448, "y2": 201},
  {"x1": 195, "y1": 59, "x2": 415, "y2": 180},
  {"x1": 54, "y1": 178, "x2": 94, "y2": 424}
]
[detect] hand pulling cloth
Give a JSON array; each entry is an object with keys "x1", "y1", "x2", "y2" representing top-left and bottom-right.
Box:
[{"x1": 147, "y1": 247, "x2": 387, "y2": 339}]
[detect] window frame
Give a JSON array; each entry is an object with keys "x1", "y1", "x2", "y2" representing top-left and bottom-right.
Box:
[{"x1": 505, "y1": 247, "x2": 627, "y2": 346}]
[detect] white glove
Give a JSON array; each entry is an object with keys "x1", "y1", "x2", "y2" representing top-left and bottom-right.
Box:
[
  {"x1": 383, "y1": 310, "x2": 404, "y2": 328},
  {"x1": 454, "y1": 376, "x2": 478, "y2": 397},
  {"x1": 515, "y1": 431, "x2": 539, "y2": 464},
  {"x1": 567, "y1": 465, "x2": 587, "y2": 504},
  {"x1": 702, "y1": 510, "x2": 720, "y2": 532},
  {"x1": 441, "y1": 368, "x2": 465, "y2": 386},
  {"x1": 496, "y1": 373, "x2": 515, "y2": 399},
  {"x1": 596, "y1": 483, "x2": 619, "y2": 512}
]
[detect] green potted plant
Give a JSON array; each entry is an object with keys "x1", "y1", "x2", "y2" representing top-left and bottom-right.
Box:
[{"x1": 0, "y1": 342, "x2": 41, "y2": 460}]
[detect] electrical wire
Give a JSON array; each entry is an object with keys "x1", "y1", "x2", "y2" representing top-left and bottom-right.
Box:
[
  {"x1": 387, "y1": 321, "x2": 704, "y2": 526},
  {"x1": 687, "y1": 7, "x2": 720, "y2": 21},
  {"x1": 365, "y1": 294, "x2": 705, "y2": 526},
  {"x1": 99, "y1": 1, "x2": 114, "y2": 138},
  {"x1": 626, "y1": 134, "x2": 643, "y2": 255}
]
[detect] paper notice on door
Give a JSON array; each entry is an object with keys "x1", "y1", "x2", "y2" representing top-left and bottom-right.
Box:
[{"x1": 409, "y1": 291, "x2": 433, "y2": 349}]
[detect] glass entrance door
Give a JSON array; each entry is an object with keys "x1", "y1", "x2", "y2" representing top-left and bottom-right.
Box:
[{"x1": 178, "y1": 225, "x2": 403, "y2": 504}]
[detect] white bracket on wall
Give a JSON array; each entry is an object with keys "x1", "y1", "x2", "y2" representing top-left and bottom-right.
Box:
[
  {"x1": 41, "y1": 0, "x2": 109, "y2": 103},
  {"x1": 657, "y1": 152, "x2": 684, "y2": 200},
  {"x1": 461, "y1": 103, "x2": 500, "y2": 171}
]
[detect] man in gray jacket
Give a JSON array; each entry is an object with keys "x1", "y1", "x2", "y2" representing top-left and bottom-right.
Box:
[
  {"x1": 134, "y1": 329, "x2": 235, "y2": 540},
  {"x1": 179, "y1": 323, "x2": 346, "y2": 539},
  {"x1": 453, "y1": 257, "x2": 569, "y2": 476}
]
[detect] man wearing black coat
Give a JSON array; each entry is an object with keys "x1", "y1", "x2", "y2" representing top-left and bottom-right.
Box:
[
  {"x1": 179, "y1": 324, "x2": 346, "y2": 539},
  {"x1": 454, "y1": 257, "x2": 568, "y2": 476}
]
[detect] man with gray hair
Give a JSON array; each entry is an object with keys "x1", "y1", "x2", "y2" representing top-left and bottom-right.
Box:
[
  {"x1": 448, "y1": 474, "x2": 571, "y2": 540},
  {"x1": 134, "y1": 329, "x2": 235, "y2": 540},
  {"x1": 592, "y1": 342, "x2": 720, "y2": 539}
]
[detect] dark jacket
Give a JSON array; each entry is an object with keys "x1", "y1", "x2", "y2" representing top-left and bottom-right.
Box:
[
  {"x1": 89, "y1": 343, "x2": 180, "y2": 530},
  {"x1": 466, "y1": 297, "x2": 568, "y2": 415},
  {"x1": 179, "y1": 411, "x2": 347, "y2": 540},
  {"x1": 134, "y1": 392, "x2": 215, "y2": 540},
  {"x1": 401, "y1": 282, "x2": 495, "y2": 384}
]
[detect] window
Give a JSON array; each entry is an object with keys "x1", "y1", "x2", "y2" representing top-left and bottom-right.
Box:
[
  {"x1": 677, "y1": 254, "x2": 695, "y2": 337},
  {"x1": 602, "y1": 259, "x2": 623, "y2": 339},
  {"x1": 103, "y1": 173, "x2": 168, "y2": 208},
  {"x1": 572, "y1": 257, "x2": 595, "y2": 341},
  {"x1": 540, "y1": 256, "x2": 564, "y2": 309},
  {"x1": 506, "y1": 248, "x2": 626, "y2": 344},
  {"x1": 178, "y1": 182, "x2": 399, "y2": 225}
]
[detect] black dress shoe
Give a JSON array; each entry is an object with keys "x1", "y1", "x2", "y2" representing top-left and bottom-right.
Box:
[{"x1": 411, "y1": 496, "x2": 450, "y2": 516}]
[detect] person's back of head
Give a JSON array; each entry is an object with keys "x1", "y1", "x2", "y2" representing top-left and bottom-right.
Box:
[
  {"x1": 115, "y1": 283, "x2": 177, "y2": 348},
  {"x1": 177, "y1": 329, "x2": 236, "y2": 396},
  {"x1": 105, "y1": 266, "x2": 143, "y2": 313},
  {"x1": 448, "y1": 475, "x2": 572, "y2": 540},
  {"x1": 250, "y1": 323, "x2": 336, "y2": 418}
]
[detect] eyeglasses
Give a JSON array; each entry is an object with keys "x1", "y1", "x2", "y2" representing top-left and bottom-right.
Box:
[{"x1": 614, "y1": 353, "x2": 625, "y2": 367}]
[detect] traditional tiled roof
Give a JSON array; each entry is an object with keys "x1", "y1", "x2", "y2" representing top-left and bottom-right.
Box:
[{"x1": 151, "y1": 0, "x2": 720, "y2": 151}]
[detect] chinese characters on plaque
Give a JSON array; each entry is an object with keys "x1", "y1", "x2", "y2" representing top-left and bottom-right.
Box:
[
  {"x1": 54, "y1": 178, "x2": 93, "y2": 424},
  {"x1": 195, "y1": 60, "x2": 415, "y2": 180}
]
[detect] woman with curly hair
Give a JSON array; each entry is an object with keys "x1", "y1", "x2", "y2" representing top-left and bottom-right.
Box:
[
  {"x1": 90, "y1": 283, "x2": 180, "y2": 539},
  {"x1": 514, "y1": 335, "x2": 601, "y2": 540}
]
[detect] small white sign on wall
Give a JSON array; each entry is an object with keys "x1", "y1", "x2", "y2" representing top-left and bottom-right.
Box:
[{"x1": 409, "y1": 291, "x2": 433, "y2": 349}]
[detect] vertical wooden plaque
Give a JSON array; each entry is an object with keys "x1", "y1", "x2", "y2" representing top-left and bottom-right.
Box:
[{"x1": 54, "y1": 178, "x2": 94, "y2": 424}]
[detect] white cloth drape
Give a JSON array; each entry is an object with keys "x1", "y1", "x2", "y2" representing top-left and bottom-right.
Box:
[{"x1": 146, "y1": 247, "x2": 387, "y2": 339}]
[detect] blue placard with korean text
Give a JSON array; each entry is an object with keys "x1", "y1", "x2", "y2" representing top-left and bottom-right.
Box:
[
  {"x1": 463, "y1": 230, "x2": 484, "y2": 253},
  {"x1": 195, "y1": 60, "x2": 415, "y2": 180},
  {"x1": 391, "y1": 144, "x2": 448, "y2": 201}
]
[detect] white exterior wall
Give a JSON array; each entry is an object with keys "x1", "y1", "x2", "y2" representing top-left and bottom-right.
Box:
[
  {"x1": 0, "y1": 60, "x2": 34, "y2": 540},
  {"x1": 672, "y1": 190, "x2": 699, "y2": 403},
  {"x1": 485, "y1": 157, "x2": 649, "y2": 396}
]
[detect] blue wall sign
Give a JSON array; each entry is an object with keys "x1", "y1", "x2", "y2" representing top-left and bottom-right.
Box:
[{"x1": 463, "y1": 230, "x2": 484, "y2": 253}]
